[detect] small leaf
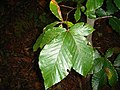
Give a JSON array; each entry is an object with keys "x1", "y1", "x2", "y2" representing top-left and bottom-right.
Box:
[
  {"x1": 33, "y1": 33, "x2": 44, "y2": 51},
  {"x1": 92, "y1": 69, "x2": 107, "y2": 90},
  {"x1": 81, "y1": 6, "x2": 85, "y2": 12},
  {"x1": 43, "y1": 21, "x2": 60, "y2": 32},
  {"x1": 109, "y1": 17, "x2": 120, "y2": 34},
  {"x1": 40, "y1": 27, "x2": 66, "y2": 48},
  {"x1": 106, "y1": 0, "x2": 118, "y2": 15},
  {"x1": 86, "y1": 0, "x2": 104, "y2": 18},
  {"x1": 105, "y1": 48, "x2": 114, "y2": 58},
  {"x1": 104, "y1": 59, "x2": 118, "y2": 86},
  {"x1": 114, "y1": 54, "x2": 120, "y2": 66},
  {"x1": 63, "y1": 21, "x2": 74, "y2": 28},
  {"x1": 96, "y1": 8, "x2": 107, "y2": 17},
  {"x1": 50, "y1": 0, "x2": 63, "y2": 21},
  {"x1": 114, "y1": 0, "x2": 120, "y2": 9},
  {"x1": 74, "y1": 3, "x2": 81, "y2": 22}
]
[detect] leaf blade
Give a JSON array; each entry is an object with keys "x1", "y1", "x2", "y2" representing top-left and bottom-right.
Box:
[
  {"x1": 114, "y1": 0, "x2": 120, "y2": 9},
  {"x1": 40, "y1": 27, "x2": 66, "y2": 48},
  {"x1": 74, "y1": 4, "x2": 81, "y2": 22},
  {"x1": 104, "y1": 59, "x2": 118, "y2": 86},
  {"x1": 86, "y1": 0, "x2": 104, "y2": 18},
  {"x1": 70, "y1": 22, "x2": 94, "y2": 36},
  {"x1": 109, "y1": 17, "x2": 120, "y2": 34},
  {"x1": 50, "y1": 0, "x2": 63, "y2": 21},
  {"x1": 39, "y1": 32, "x2": 72, "y2": 89},
  {"x1": 33, "y1": 33, "x2": 44, "y2": 51},
  {"x1": 92, "y1": 69, "x2": 107, "y2": 90},
  {"x1": 114, "y1": 54, "x2": 120, "y2": 66},
  {"x1": 68, "y1": 23, "x2": 94, "y2": 76}
]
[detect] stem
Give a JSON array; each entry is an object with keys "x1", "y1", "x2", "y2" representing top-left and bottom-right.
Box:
[{"x1": 60, "y1": 5, "x2": 75, "y2": 9}]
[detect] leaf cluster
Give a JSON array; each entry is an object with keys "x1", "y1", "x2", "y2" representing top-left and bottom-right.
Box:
[{"x1": 33, "y1": 0, "x2": 120, "y2": 89}]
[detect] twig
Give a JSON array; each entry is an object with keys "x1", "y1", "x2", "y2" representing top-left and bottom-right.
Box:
[{"x1": 60, "y1": 5, "x2": 75, "y2": 9}]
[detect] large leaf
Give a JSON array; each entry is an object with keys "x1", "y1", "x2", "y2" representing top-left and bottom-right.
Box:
[
  {"x1": 109, "y1": 17, "x2": 120, "y2": 34},
  {"x1": 40, "y1": 27, "x2": 66, "y2": 48},
  {"x1": 50, "y1": 0, "x2": 63, "y2": 21},
  {"x1": 104, "y1": 59, "x2": 118, "y2": 86},
  {"x1": 39, "y1": 32, "x2": 72, "y2": 89},
  {"x1": 86, "y1": 0, "x2": 104, "y2": 18},
  {"x1": 92, "y1": 69, "x2": 107, "y2": 90},
  {"x1": 114, "y1": 0, "x2": 120, "y2": 9},
  {"x1": 114, "y1": 54, "x2": 120, "y2": 67},
  {"x1": 69, "y1": 23, "x2": 94, "y2": 76}
]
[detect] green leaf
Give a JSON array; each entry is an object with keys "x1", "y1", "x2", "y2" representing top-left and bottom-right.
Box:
[
  {"x1": 39, "y1": 22, "x2": 95, "y2": 89},
  {"x1": 96, "y1": 8, "x2": 107, "y2": 17},
  {"x1": 70, "y1": 22, "x2": 94, "y2": 36},
  {"x1": 40, "y1": 27, "x2": 66, "y2": 48},
  {"x1": 68, "y1": 34, "x2": 94, "y2": 76},
  {"x1": 106, "y1": 0, "x2": 118, "y2": 15},
  {"x1": 50, "y1": 0, "x2": 63, "y2": 21},
  {"x1": 90, "y1": 57, "x2": 104, "y2": 74},
  {"x1": 43, "y1": 21, "x2": 60, "y2": 32},
  {"x1": 39, "y1": 32, "x2": 72, "y2": 89},
  {"x1": 109, "y1": 17, "x2": 120, "y2": 34},
  {"x1": 92, "y1": 69, "x2": 107, "y2": 90},
  {"x1": 114, "y1": 0, "x2": 120, "y2": 9},
  {"x1": 33, "y1": 33, "x2": 44, "y2": 52},
  {"x1": 114, "y1": 54, "x2": 120, "y2": 66},
  {"x1": 116, "y1": 68, "x2": 120, "y2": 76},
  {"x1": 74, "y1": 3, "x2": 81, "y2": 22},
  {"x1": 69, "y1": 23, "x2": 94, "y2": 76},
  {"x1": 86, "y1": 0, "x2": 104, "y2": 18},
  {"x1": 104, "y1": 59, "x2": 118, "y2": 86},
  {"x1": 63, "y1": 21, "x2": 74, "y2": 28},
  {"x1": 105, "y1": 48, "x2": 114, "y2": 58}
]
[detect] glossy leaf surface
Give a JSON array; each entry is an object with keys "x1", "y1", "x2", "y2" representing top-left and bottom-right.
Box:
[
  {"x1": 69, "y1": 23, "x2": 94, "y2": 76},
  {"x1": 40, "y1": 27, "x2": 66, "y2": 48},
  {"x1": 39, "y1": 22, "x2": 94, "y2": 89},
  {"x1": 70, "y1": 23, "x2": 94, "y2": 36},
  {"x1": 39, "y1": 32, "x2": 72, "y2": 89}
]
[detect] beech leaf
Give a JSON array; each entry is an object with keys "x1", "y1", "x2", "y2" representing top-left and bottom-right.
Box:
[{"x1": 50, "y1": 0, "x2": 63, "y2": 21}]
